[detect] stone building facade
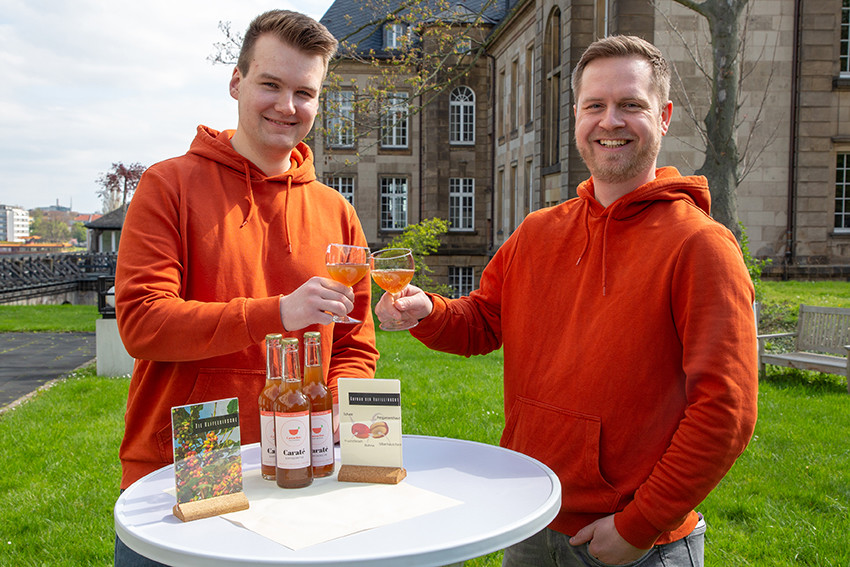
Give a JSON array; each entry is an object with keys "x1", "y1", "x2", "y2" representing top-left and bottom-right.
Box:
[
  {"x1": 316, "y1": 0, "x2": 503, "y2": 296},
  {"x1": 318, "y1": 0, "x2": 850, "y2": 292}
]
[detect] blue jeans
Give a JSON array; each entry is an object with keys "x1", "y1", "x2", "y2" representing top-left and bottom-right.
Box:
[
  {"x1": 114, "y1": 487, "x2": 168, "y2": 567},
  {"x1": 114, "y1": 534, "x2": 168, "y2": 567},
  {"x1": 503, "y1": 515, "x2": 706, "y2": 567}
]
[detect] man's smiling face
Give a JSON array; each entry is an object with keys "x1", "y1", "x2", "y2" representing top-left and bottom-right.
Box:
[
  {"x1": 229, "y1": 34, "x2": 325, "y2": 172},
  {"x1": 573, "y1": 55, "x2": 671, "y2": 188}
]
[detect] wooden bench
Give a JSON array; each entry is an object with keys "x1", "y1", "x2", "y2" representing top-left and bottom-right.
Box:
[{"x1": 757, "y1": 304, "x2": 850, "y2": 392}]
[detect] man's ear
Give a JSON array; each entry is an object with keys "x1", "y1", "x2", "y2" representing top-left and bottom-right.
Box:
[
  {"x1": 229, "y1": 68, "x2": 241, "y2": 101},
  {"x1": 660, "y1": 100, "x2": 673, "y2": 135}
]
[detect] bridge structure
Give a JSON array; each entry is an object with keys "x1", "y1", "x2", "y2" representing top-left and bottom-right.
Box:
[{"x1": 0, "y1": 252, "x2": 117, "y2": 307}]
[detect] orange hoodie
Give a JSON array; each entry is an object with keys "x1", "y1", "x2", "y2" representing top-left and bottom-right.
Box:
[
  {"x1": 115, "y1": 126, "x2": 378, "y2": 488},
  {"x1": 411, "y1": 168, "x2": 758, "y2": 549}
]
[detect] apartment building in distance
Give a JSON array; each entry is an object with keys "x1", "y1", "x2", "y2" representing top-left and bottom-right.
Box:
[{"x1": 0, "y1": 205, "x2": 31, "y2": 243}]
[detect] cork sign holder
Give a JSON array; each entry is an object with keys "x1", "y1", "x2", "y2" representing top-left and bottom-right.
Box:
[
  {"x1": 170, "y1": 397, "x2": 250, "y2": 521},
  {"x1": 173, "y1": 491, "x2": 250, "y2": 522},
  {"x1": 337, "y1": 378, "x2": 406, "y2": 484}
]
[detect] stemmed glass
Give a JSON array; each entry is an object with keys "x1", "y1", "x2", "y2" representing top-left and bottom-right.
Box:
[
  {"x1": 325, "y1": 243, "x2": 370, "y2": 324},
  {"x1": 370, "y1": 248, "x2": 416, "y2": 331}
]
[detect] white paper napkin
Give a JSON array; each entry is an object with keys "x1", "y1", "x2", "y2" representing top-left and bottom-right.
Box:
[{"x1": 221, "y1": 468, "x2": 462, "y2": 550}]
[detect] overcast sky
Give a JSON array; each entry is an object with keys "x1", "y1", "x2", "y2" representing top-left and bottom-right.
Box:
[{"x1": 0, "y1": 0, "x2": 334, "y2": 214}]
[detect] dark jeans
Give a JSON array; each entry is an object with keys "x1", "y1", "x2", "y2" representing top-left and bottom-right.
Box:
[
  {"x1": 503, "y1": 515, "x2": 706, "y2": 567},
  {"x1": 114, "y1": 487, "x2": 168, "y2": 567},
  {"x1": 113, "y1": 534, "x2": 169, "y2": 567}
]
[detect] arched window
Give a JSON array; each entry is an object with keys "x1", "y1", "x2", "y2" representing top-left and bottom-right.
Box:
[
  {"x1": 543, "y1": 8, "x2": 561, "y2": 168},
  {"x1": 449, "y1": 86, "x2": 475, "y2": 145}
]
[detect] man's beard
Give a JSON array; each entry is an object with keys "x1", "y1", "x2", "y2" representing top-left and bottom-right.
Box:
[{"x1": 577, "y1": 135, "x2": 662, "y2": 185}]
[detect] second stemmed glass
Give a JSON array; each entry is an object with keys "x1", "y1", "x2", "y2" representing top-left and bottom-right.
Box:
[
  {"x1": 370, "y1": 248, "x2": 416, "y2": 331},
  {"x1": 325, "y1": 243, "x2": 370, "y2": 324}
]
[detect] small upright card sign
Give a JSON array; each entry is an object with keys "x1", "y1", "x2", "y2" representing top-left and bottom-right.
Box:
[
  {"x1": 337, "y1": 378, "x2": 406, "y2": 484},
  {"x1": 170, "y1": 397, "x2": 249, "y2": 521}
]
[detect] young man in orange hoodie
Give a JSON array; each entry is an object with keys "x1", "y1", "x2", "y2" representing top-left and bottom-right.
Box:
[
  {"x1": 376, "y1": 35, "x2": 758, "y2": 566},
  {"x1": 114, "y1": 10, "x2": 378, "y2": 566}
]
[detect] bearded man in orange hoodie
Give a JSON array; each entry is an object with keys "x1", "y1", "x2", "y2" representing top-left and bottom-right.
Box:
[
  {"x1": 376, "y1": 35, "x2": 758, "y2": 567},
  {"x1": 114, "y1": 10, "x2": 379, "y2": 566}
]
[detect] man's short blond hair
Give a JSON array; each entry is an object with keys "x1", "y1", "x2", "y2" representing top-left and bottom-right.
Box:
[
  {"x1": 237, "y1": 10, "x2": 338, "y2": 77},
  {"x1": 572, "y1": 35, "x2": 671, "y2": 107}
]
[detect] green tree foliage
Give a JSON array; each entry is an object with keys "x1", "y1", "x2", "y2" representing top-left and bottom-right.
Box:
[
  {"x1": 373, "y1": 218, "x2": 452, "y2": 301},
  {"x1": 739, "y1": 223, "x2": 771, "y2": 303},
  {"x1": 28, "y1": 209, "x2": 72, "y2": 243},
  {"x1": 71, "y1": 222, "x2": 87, "y2": 245}
]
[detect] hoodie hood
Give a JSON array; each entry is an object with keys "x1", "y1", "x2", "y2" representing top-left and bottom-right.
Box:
[
  {"x1": 186, "y1": 125, "x2": 318, "y2": 251},
  {"x1": 577, "y1": 167, "x2": 711, "y2": 218},
  {"x1": 187, "y1": 125, "x2": 318, "y2": 185},
  {"x1": 574, "y1": 167, "x2": 711, "y2": 295}
]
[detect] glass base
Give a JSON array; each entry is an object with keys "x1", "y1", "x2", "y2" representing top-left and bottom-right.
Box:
[
  {"x1": 379, "y1": 320, "x2": 418, "y2": 332},
  {"x1": 332, "y1": 314, "x2": 361, "y2": 324}
]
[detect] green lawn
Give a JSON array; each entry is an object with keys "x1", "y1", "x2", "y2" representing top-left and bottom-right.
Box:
[
  {"x1": 762, "y1": 280, "x2": 850, "y2": 309},
  {"x1": 0, "y1": 304, "x2": 99, "y2": 332},
  {"x1": 0, "y1": 280, "x2": 848, "y2": 565}
]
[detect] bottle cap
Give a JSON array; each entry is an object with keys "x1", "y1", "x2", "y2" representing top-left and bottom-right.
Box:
[
  {"x1": 304, "y1": 331, "x2": 320, "y2": 340},
  {"x1": 282, "y1": 337, "x2": 298, "y2": 346},
  {"x1": 265, "y1": 333, "x2": 283, "y2": 340}
]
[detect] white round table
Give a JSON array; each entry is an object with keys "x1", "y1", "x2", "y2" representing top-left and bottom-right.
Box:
[{"x1": 115, "y1": 435, "x2": 561, "y2": 566}]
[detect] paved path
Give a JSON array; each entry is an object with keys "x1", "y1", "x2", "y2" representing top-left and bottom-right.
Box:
[{"x1": 0, "y1": 332, "x2": 96, "y2": 409}]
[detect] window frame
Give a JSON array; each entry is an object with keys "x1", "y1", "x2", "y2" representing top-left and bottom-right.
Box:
[
  {"x1": 449, "y1": 177, "x2": 475, "y2": 231},
  {"x1": 835, "y1": 153, "x2": 850, "y2": 232},
  {"x1": 449, "y1": 86, "x2": 476, "y2": 145},
  {"x1": 542, "y1": 7, "x2": 562, "y2": 168},
  {"x1": 842, "y1": 0, "x2": 850, "y2": 75},
  {"x1": 324, "y1": 90, "x2": 355, "y2": 148},
  {"x1": 525, "y1": 43, "x2": 534, "y2": 127},
  {"x1": 327, "y1": 175, "x2": 355, "y2": 205},
  {"x1": 380, "y1": 92, "x2": 410, "y2": 149},
  {"x1": 511, "y1": 57, "x2": 519, "y2": 133},
  {"x1": 384, "y1": 23, "x2": 407, "y2": 50},
  {"x1": 380, "y1": 177, "x2": 408, "y2": 231},
  {"x1": 448, "y1": 266, "x2": 475, "y2": 298}
]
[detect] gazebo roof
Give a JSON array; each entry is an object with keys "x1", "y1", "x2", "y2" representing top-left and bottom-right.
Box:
[{"x1": 84, "y1": 205, "x2": 127, "y2": 230}]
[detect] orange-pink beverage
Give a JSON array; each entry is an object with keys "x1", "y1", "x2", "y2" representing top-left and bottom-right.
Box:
[
  {"x1": 302, "y1": 332, "x2": 334, "y2": 478},
  {"x1": 371, "y1": 269, "x2": 414, "y2": 295},
  {"x1": 275, "y1": 338, "x2": 312, "y2": 489},
  {"x1": 327, "y1": 263, "x2": 370, "y2": 287},
  {"x1": 259, "y1": 334, "x2": 283, "y2": 480}
]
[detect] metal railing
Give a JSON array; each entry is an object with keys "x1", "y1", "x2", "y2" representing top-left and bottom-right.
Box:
[{"x1": 0, "y1": 252, "x2": 117, "y2": 303}]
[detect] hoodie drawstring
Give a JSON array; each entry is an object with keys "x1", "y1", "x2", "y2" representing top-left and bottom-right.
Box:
[
  {"x1": 239, "y1": 162, "x2": 293, "y2": 254},
  {"x1": 575, "y1": 200, "x2": 617, "y2": 297},
  {"x1": 600, "y1": 212, "x2": 615, "y2": 297},
  {"x1": 240, "y1": 162, "x2": 256, "y2": 229},
  {"x1": 284, "y1": 176, "x2": 292, "y2": 254},
  {"x1": 575, "y1": 207, "x2": 591, "y2": 267}
]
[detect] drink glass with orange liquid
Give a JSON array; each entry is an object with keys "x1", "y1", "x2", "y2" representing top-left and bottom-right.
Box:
[
  {"x1": 325, "y1": 243, "x2": 370, "y2": 324},
  {"x1": 370, "y1": 247, "x2": 416, "y2": 331}
]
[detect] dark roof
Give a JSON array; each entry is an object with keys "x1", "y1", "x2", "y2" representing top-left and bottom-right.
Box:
[
  {"x1": 320, "y1": 0, "x2": 510, "y2": 57},
  {"x1": 84, "y1": 205, "x2": 127, "y2": 229}
]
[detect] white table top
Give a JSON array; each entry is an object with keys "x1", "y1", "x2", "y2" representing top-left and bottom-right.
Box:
[{"x1": 115, "y1": 435, "x2": 561, "y2": 567}]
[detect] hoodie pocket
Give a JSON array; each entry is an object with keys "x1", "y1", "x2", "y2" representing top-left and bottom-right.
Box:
[
  {"x1": 155, "y1": 367, "x2": 266, "y2": 463},
  {"x1": 501, "y1": 396, "x2": 623, "y2": 514}
]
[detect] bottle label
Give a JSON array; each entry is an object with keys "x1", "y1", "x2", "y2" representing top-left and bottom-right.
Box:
[
  {"x1": 275, "y1": 411, "x2": 311, "y2": 469},
  {"x1": 260, "y1": 411, "x2": 276, "y2": 468},
  {"x1": 310, "y1": 409, "x2": 334, "y2": 466}
]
